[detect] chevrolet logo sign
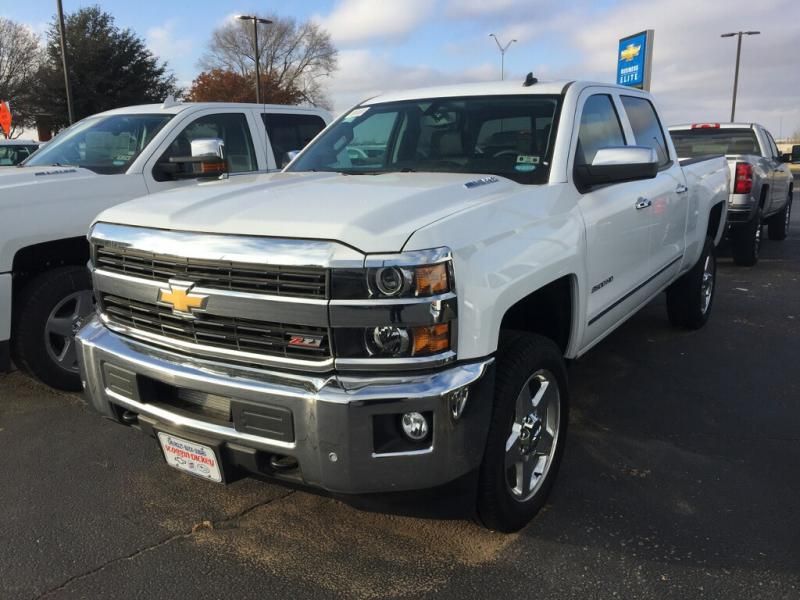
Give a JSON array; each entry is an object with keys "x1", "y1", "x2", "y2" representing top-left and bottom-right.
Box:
[
  {"x1": 620, "y1": 43, "x2": 641, "y2": 62},
  {"x1": 158, "y1": 281, "x2": 208, "y2": 317}
]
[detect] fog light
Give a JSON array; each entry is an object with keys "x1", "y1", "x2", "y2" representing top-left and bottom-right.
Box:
[{"x1": 400, "y1": 412, "x2": 430, "y2": 441}]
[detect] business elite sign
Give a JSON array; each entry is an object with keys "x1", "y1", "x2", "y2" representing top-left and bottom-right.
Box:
[{"x1": 617, "y1": 30, "x2": 654, "y2": 90}]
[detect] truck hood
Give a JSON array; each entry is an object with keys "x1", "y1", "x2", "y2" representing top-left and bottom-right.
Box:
[
  {"x1": 0, "y1": 165, "x2": 99, "y2": 203},
  {"x1": 96, "y1": 171, "x2": 517, "y2": 253}
]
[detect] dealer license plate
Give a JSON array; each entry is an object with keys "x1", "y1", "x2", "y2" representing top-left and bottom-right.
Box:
[{"x1": 157, "y1": 433, "x2": 222, "y2": 483}]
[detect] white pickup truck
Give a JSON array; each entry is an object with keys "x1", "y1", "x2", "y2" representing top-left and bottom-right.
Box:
[
  {"x1": 0, "y1": 101, "x2": 330, "y2": 390},
  {"x1": 76, "y1": 79, "x2": 729, "y2": 532}
]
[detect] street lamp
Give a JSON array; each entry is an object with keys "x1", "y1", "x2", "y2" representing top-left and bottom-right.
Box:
[
  {"x1": 489, "y1": 34, "x2": 517, "y2": 81},
  {"x1": 237, "y1": 15, "x2": 273, "y2": 104},
  {"x1": 721, "y1": 31, "x2": 760, "y2": 122}
]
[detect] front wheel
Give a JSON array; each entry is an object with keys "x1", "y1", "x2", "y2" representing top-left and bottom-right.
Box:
[
  {"x1": 11, "y1": 266, "x2": 94, "y2": 391},
  {"x1": 666, "y1": 236, "x2": 716, "y2": 330},
  {"x1": 476, "y1": 332, "x2": 569, "y2": 532}
]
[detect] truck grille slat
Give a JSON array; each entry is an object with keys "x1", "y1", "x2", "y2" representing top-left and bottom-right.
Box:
[
  {"x1": 95, "y1": 246, "x2": 329, "y2": 298},
  {"x1": 99, "y1": 294, "x2": 331, "y2": 361}
]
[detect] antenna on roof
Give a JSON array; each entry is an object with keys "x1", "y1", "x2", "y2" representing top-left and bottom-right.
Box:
[
  {"x1": 523, "y1": 73, "x2": 538, "y2": 87},
  {"x1": 161, "y1": 95, "x2": 181, "y2": 109}
]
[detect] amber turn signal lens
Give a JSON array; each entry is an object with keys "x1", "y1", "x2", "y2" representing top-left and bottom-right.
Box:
[
  {"x1": 412, "y1": 323, "x2": 450, "y2": 355},
  {"x1": 414, "y1": 264, "x2": 449, "y2": 296}
]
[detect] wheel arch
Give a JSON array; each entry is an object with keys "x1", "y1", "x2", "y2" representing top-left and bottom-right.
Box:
[{"x1": 498, "y1": 274, "x2": 578, "y2": 357}]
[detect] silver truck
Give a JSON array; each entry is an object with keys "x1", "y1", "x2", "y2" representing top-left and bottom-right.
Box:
[{"x1": 669, "y1": 123, "x2": 793, "y2": 266}]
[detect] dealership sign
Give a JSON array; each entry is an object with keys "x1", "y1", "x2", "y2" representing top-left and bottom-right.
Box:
[{"x1": 617, "y1": 30, "x2": 654, "y2": 90}]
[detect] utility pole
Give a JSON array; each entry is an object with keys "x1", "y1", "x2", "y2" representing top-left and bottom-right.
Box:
[
  {"x1": 57, "y1": 0, "x2": 75, "y2": 124},
  {"x1": 237, "y1": 15, "x2": 273, "y2": 104},
  {"x1": 720, "y1": 31, "x2": 760, "y2": 122},
  {"x1": 489, "y1": 34, "x2": 517, "y2": 81}
]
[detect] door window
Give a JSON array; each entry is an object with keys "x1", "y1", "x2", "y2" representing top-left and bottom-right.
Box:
[
  {"x1": 575, "y1": 94, "x2": 626, "y2": 166},
  {"x1": 155, "y1": 113, "x2": 257, "y2": 181},
  {"x1": 765, "y1": 131, "x2": 780, "y2": 159},
  {"x1": 262, "y1": 113, "x2": 326, "y2": 168},
  {"x1": 620, "y1": 96, "x2": 670, "y2": 167}
]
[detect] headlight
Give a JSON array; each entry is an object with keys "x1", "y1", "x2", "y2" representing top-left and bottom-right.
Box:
[{"x1": 329, "y1": 247, "x2": 456, "y2": 367}]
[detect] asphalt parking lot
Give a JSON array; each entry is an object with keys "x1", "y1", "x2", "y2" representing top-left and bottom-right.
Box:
[{"x1": 1, "y1": 189, "x2": 798, "y2": 600}]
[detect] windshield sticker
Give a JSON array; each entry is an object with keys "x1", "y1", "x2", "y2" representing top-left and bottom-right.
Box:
[
  {"x1": 343, "y1": 107, "x2": 369, "y2": 122},
  {"x1": 516, "y1": 155, "x2": 540, "y2": 165}
]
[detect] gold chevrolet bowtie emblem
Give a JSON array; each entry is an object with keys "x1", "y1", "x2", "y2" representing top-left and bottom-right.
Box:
[
  {"x1": 620, "y1": 43, "x2": 641, "y2": 62},
  {"x1": 158, "y1": 282, "x2": 208, "y2": 317}
]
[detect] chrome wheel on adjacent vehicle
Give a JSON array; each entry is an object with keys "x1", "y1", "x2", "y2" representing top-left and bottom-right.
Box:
[
  {"x1": 700, "y1": 254, "x2": 714, "y2": 315},
  {"x1": 44, "y1": 290, "x2": 95, "y2": 373},
  {"x1": 505, "y1": 369, "x2": 561, "y2": 502}
]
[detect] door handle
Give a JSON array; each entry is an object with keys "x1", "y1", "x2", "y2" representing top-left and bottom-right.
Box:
[
  {"x1": 635, "y1": 197, "x2": 652, "y2": 210},
  {"x1": 675, "y1": 184, "x2": 689, "y2": 194}
]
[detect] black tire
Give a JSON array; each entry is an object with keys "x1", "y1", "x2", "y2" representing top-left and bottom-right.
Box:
[
  {"x1": 476, "y1": 332, "x2": 569, "y2": 532},
  {"x1": 731, "y1": 208, "x2": 761, "y2": 267},
  {"x1": 11, "y1": 266, "x2": 93, "y2": 391},
  {"x1": 767, "y1": 194, "x2": 792, "y2": 241},
  {"x1": 666, "y1": 236, "x2": 716, "y2": 330}
]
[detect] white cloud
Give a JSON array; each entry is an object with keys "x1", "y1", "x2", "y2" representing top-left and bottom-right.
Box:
[
  {"x1": 147, "y1": 20, "x2": 193, "y2": 63},
  {"x1": 316, "y1": 0, "x2": 435, "y2": 45},
  {"x1": 327, "y1": 49, "x2": 496, "y2": 112}
]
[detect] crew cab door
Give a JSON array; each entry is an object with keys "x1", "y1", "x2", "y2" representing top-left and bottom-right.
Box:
[
  {"x1": 572, "y1": 91, "x2": 655, "y2": 345},
  {"x1": 618, "y1": 94, "x2": 687, "y2": 287},
  {"x1": 142, "y1": 109, "x2": 264, "y2": 193}
]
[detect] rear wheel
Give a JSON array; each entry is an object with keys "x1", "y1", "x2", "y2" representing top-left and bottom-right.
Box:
[
  {"x1": 11, "y1": 266, "x2": 94, "y2": 391},
  {"x1": 731, "y1": 208, "x2": 761, "y2": 267},
  {"x1": 476, "y1": 332, "x2": 568, "y2": 532},
  {"x1": 767, "y1": 193, "x2": 792, "y2": 241},
  {"x1": 666, "y1": 236, "x2": 716, "y2": 330}
]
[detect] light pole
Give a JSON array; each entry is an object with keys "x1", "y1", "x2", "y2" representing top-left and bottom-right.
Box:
[
  {"x1": 237, "y1": 15, "x2": 273, "y2": 104},
  {"x1": 489, "y1": 34, "x2": 517, "y2": 81},
  {"x1": 721, "y1": 31, "x2": 760, "y2": 122},
  {"x1": 56, "y1": 0, "x2": 75, "y2": 124}
]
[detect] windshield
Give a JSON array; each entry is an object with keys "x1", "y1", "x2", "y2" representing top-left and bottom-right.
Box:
[
  {"x1": 288, "y1": 95, "x2": 561, "y2": 184},
  {"x1": 0, "y1": 145, "x2": 38, "y2": 166},
  {"x1": 25, "y1": 113, "x2": 173, "y2": 174},
  {"x1": 670, "y1": 128, "x2": 762, "y2": 158}
]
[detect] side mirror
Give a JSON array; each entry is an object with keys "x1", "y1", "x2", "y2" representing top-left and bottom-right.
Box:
[
  {"x1": 779, "y1": 153, "x2": 792, "y2": 163},
  {"x1": 574, "y1": 146, "x2": 659, "y2": 190},
  {"x1": 157, "y1": 138, "x2": 228, "y2": 180},
  {"x1": 791, "y1": 144, "x2": 800, "y2": 164}
]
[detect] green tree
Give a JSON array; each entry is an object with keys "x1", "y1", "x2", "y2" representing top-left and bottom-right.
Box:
[
  {"x1": 34, "y1": 6, "x2": 179, "y2": 129},
  {"x1": 0, "y1": 18, "x2": 44, "y2": 136}
]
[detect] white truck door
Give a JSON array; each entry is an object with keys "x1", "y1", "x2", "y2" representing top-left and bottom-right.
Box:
[
  {"x1": 618, "y1": 95, "x2": 687, "y2": 287},
  {"x1": 764, "y1": 129, "x2": 789, "y2": 213},
  {"x1": 572, "y1": 92, "x2": 654, "y2": 343},
  {"x1": 142, "y1": 109, "x2": 264, "y2": 193}
]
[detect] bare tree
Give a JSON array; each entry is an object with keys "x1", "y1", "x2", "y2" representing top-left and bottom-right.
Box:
[
  {"x1": 199, "y1": 15, "x2": 337, "y2": 110},
  {"x1": 0, "y1": 18, "x2": 44, "y2": 137}
]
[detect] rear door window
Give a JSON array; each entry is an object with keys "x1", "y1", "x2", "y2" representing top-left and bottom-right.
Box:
[
  {"x1": 262, "y1": 113, "x2": 326, "y2": 168},
  {"x1": 620, "y1": 96, "x2": 670, "y2": 167}
]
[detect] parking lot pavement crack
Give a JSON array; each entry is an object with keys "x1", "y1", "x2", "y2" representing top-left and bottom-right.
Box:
[{"x1": 34, "y1": 490, "x2": 295, "y2": 599}]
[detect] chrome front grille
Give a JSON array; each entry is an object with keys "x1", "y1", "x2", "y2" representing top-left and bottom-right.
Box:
[
  {"x1": 99, "y1": 293, "x2": 331, "y2": 362},
  {"x1": 95, "y1": 244, "x2": 329, "y2": 299}
]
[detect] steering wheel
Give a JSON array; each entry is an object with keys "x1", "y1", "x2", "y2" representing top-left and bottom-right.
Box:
[{"x1": 491, "y1": 150, "x2": 518, "y2": 159}]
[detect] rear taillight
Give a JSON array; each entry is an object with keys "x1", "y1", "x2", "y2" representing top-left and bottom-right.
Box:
[{"x1": 734, "y1": 162, "x2": 753, "y2": 194}]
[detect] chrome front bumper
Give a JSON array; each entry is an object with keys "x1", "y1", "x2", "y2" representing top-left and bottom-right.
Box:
[{"x1": 76, "y1": 317, "x2": 495, "y2": 493}]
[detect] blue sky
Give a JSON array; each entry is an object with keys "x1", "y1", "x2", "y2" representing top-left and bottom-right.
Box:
[{"x1": 3, "y1": 0, "x2": 799, "y2": 137}]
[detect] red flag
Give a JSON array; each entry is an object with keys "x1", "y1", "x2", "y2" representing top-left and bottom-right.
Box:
[{"x1": 0, "y1": 101, "x2": 11, "y2": 138}]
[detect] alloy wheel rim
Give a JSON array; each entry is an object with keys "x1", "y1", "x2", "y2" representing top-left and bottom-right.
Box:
[
  {"x1": 700, "y1": 254, "x2": 714, "y2": 314},
  {"x1": 504, "y1": 369, "x2": 560, "y2": 502},
  {"x1": 44, "y1": 290, "x2": 95, "y2": 373}
]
